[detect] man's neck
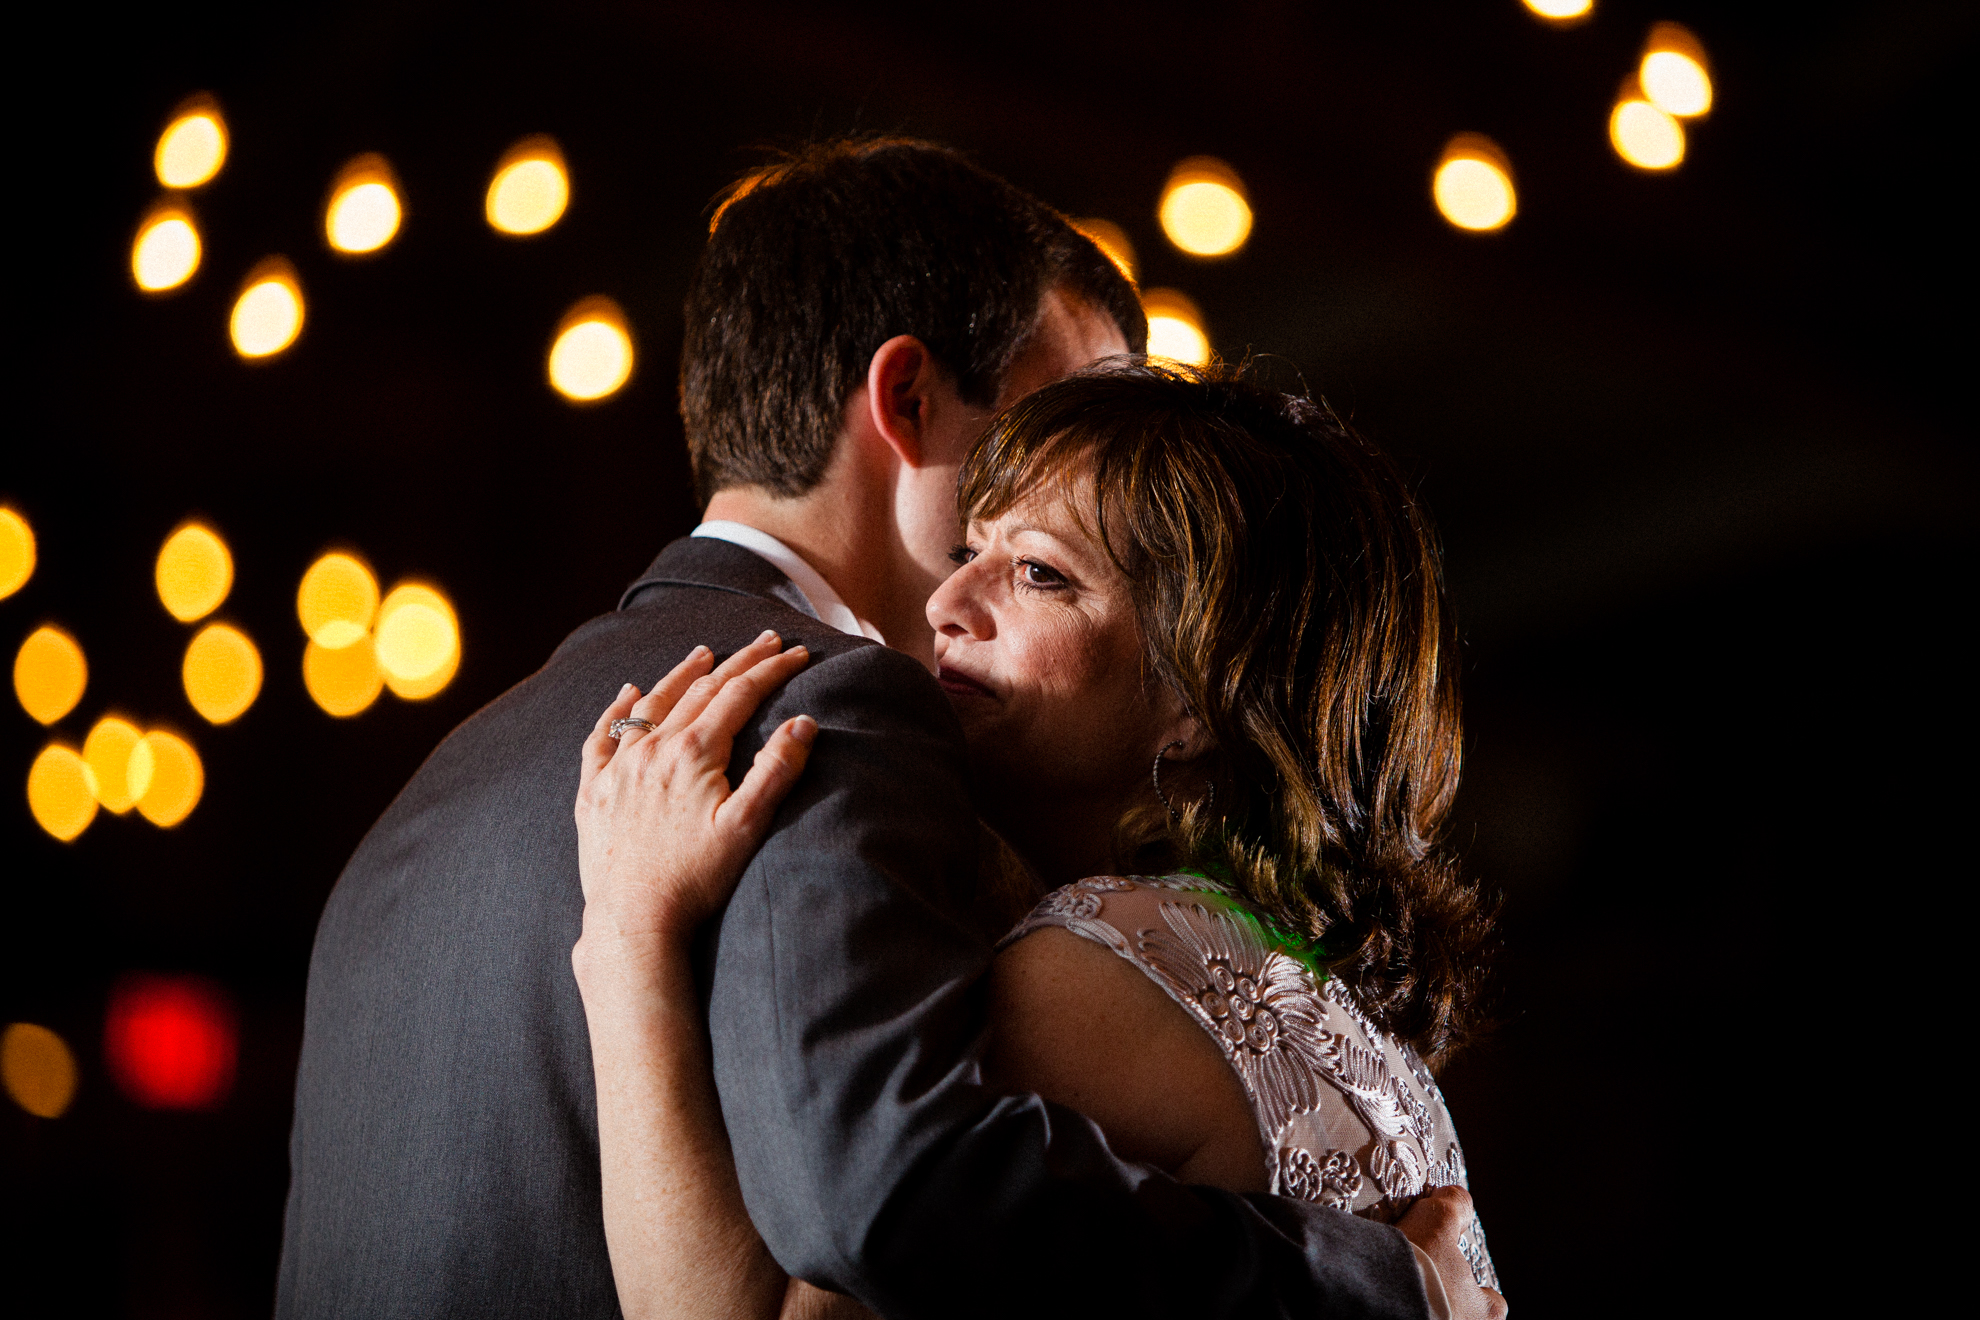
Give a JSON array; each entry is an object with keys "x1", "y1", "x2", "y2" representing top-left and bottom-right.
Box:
[{"x1": 701, "y1": 484, "x2": 938, "y2": 670}]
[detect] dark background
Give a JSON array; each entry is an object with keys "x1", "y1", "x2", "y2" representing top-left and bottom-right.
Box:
[{"x1": 5, "y1": 2, "x2": 1969, "y2": 1315}]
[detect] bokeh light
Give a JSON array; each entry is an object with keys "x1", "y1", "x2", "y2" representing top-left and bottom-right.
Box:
[
  {"x1": 1158, "y1": 158, "x2": 1252, "y2": 258},
  {"x1": 84, "y1": 716, "x2": 149, "y2": 814},
  {"x1": 486, "y1": 136, "x2": 569, "y2": 235},
  {"x1": 0, "y1": 507, "x2": 33, "y2": 599},
  {"x1": 548, "y1": 297, "x2": 634, "y2": 401},
  {"x1": 375, "y1": 583, "x2": 460, "y2": 699},
  {"x1": 1072, "y1": 218, "x2": 1137, "y2": 282},
  {"x1": 15, "y1": 625, "x2": 87, "y2": 725},
  {"x1": 1522, "y1": 0, "x2": 1592, "y2": 20},
  {"x1": 27, "y1": 744, "x2": 96, "y2": 841},
  {"x1": 155, "y1": 522, "x2": 232, "y2": 622},
  {"x1": 1641, "y1": 24, "x2": 1713, "y2": 118},
  {"x1": 230, "y1": 258, "x2": 306, "y2": 359},
  {"x1": 326, "y1": 154, "x2": 403, "y2": 254},
  {"x1": 154, "y1": 100, "x2": 227, "y2": 189},
  {"x1": 183, "y1": 623, "x2": 262, "y2": 724},
  {"x1": 105, "y1": 975, "x2": 237, "y2": 1111},
  {"x1": 305, "y1": 636, "x2": 383, "y2": 717},
  {"x1": 135, "y1": 731, "x2": 203, "y2": 828},
  {"x1": 1433, "y1": 135, "x2": 1517, "y2": 232},
  {"x1": 1141, "y1": 289, "x2": 1211, "y2": 367},
  {"x1": 1611, "y1": 97, "x2": 1686, "y2": 170},
  {"x1": 3, "y1": 1023, "x2": 78, "y2": 1119},
  {"x1": 298, "y1": 551, "x2": 380, "y2": 648},
  {"x1": 132, "y1": 204, "x2": 202, "y2": 292}
]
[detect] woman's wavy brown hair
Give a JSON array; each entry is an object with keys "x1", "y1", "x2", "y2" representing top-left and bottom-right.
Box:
[{"x1": 958, "y1": 360, "x2": 1495, "y2": 1061}]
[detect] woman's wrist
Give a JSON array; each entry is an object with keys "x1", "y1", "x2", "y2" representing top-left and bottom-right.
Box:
[{"x1": 571, "y1": 919, "x2": 695, "y2": 997}]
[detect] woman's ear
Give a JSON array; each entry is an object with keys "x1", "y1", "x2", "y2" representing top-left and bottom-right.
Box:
[{"x1": 1157, "y1": 714, "x2": 1215, "y2": 763}]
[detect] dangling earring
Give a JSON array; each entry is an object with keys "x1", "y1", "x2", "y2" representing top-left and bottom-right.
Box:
[{"x1": 1152, "y1": 741, "x2": 1213, "y2": 823}]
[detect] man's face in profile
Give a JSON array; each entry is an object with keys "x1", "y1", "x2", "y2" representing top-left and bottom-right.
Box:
[{"x1": 901, "y1": 285, "x2": 1128, "y2": 588}]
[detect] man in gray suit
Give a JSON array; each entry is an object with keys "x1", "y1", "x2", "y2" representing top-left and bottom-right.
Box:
[{"x1": 277, "y1": 139, "x2": 1470, "y2": 1319}]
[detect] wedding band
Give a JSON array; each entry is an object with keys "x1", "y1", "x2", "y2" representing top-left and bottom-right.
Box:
[{"x1": 609, "y1": 717, "x2": 657, "y2": 741}]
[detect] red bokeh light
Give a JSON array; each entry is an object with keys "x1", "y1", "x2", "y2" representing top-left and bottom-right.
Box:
[{"x1": 104, "y1": 974, "x2": 238, "y2": 1110}]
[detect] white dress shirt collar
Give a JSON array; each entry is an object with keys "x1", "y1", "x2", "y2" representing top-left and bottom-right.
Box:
[{"x1": 691, "y1": 520, "x2": 886, "y2": 644}]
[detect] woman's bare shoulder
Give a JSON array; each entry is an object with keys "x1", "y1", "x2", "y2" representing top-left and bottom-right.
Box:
[{"x1": 987, "y1": 924, "x2": 1267, "y2": 1190}]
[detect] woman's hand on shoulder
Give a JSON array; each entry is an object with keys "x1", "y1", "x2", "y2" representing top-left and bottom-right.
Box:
[{"x1": 573, "y1": 631, "x2": 816, "y2": 961}]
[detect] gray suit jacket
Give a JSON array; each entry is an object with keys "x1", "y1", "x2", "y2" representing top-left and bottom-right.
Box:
[{"x1": 275, "y1": 536, "x2": 1430, "y2": 1319}]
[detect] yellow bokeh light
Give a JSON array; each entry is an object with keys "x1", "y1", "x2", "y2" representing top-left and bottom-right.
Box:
[
  {"x1": 326, "y1": 155, "x2": 403, "y2": 254},
  {"x1": 230, "y1": 258, "x2": 306, "y2": 359},
  {"x1": 1611, "y1": 98, "x2": 1686, "y2": 170},
  {"x1": 182, "y1": 623, "x2": 262, "y2": 724},
  {"x1": 135, "y1": 730, "x2": 203, "y2": 827},
  {"x1": 3, "y1": 1023, "x2": 78, "y2": 1119},
  {"x1": 549, "y1": 297, "x2": 634, "y2": 402},
  {"x1": 1072, "y1": 218, "x2": 1137, "y2": 282},
  {"x1": 1522, "y1": 0, "x2": 1592, "y2": 20},
  {"x1": 84, "y1": 716, "x2": 149, "y2": 813},
  {"x1": 1141, "y1": 289, "x2": 1211, "y2": 367},
  {"x1": 0, "y1": 507, "x2": 33, "y2": 599},
  {"x1": 375, "y1": 583, "x2": 460, "y2": 699},
  {"x1": 1433, "y1": 135, "x2": 1517, "y2": 232},
  {"x1": 28, "y1": 744, "x2": 97, "y2": 841},
  {"x1": 14, "y1": 626, "x2": 86, "y2": 725},
  {"x1": 1641, "y1": 25, "x2": 1713, "y2": 119},
  {"x1": 297, "y1": 552, "x2": 379, "y2": 647},
  {"x1": 155, "y1": 101, "x2": 228, "y2": 189},
  {"x1": 487, "y1": 136, "x2": 570, "y2": 235},
  {"x1": 1158, "y1": 159, "x2": 1252, "y2": 258},
  {"x1": 305, "y1": 635, "x2": 384, "y2": 717},
  {"x1": 132, "y1": 205, "x2": 202, "y2": 293},
  {"x1": 155, "y1": 522, "x2": 232, "y2": 622}
]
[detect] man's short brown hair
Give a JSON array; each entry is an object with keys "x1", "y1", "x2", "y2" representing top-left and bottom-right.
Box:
[{"x1": 679, "y1": 138, "x2": 1146, "y2": 503}]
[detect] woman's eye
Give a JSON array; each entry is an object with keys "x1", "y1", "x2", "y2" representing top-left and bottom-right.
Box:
[
  {"x1": 1015, "y1": 558, "x2": 1067, "y2": 590},
  {"x1": 947, "y1": 544, "x2": 977, "y2": 566}
]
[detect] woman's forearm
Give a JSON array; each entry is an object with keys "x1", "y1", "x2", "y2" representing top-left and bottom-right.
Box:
[{"x1": 573, "y1": 931, "x2": 787, "y2": 1320}]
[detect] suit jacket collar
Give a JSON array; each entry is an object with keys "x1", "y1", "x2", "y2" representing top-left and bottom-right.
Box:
[{"x1": 619, "y1": 537, "x2": 819, "y2": 621}]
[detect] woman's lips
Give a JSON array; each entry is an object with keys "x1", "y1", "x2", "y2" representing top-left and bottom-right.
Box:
[{"x1": 936, "y1": 665, "x2": 995, "y2": 699}]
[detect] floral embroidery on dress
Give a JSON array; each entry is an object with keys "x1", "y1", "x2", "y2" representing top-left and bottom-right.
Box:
[
  {"x1": 1458, "y1": 1214, "x2": 1500, "y2": 1293},
  {"x1": 1133, "y1": 901, "x2": 1336, "y2": 1148},
  {"x1": 1280, "y1": 1146, "x2": 1363, "y2": 1211}
]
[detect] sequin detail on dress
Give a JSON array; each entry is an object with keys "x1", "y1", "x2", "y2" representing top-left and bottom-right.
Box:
[{"x1": 1002, "y1": 874, "x2": 1501, "y2": 1293}]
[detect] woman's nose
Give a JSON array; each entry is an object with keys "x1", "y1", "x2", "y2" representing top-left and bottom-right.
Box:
[{"x1": 927, "y1": 561, "x2": 991, "y2": 639}]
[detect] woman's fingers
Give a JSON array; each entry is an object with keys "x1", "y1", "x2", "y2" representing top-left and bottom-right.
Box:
[
  {"x1": 690, "y1": 648, "x2": 810, "y2": 752},
  {"x1": 720, "y1": 715, "x2": 818, "y2": 836},
  {"x1": 581, "y1": 683, "x2": 643, "y2": 785},
  {"x1": 616, "y1": 645, "x2": 717, "y2": 749},
  {"x1": 645, "y1": 630, "x2": 788, "y2": 739}
]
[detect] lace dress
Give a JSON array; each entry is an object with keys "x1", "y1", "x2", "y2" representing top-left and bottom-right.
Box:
[{"x1": 1001, "y1": 873, "x2": 1500, "y2": 1293}]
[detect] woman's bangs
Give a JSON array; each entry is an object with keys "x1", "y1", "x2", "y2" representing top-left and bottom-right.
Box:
[{"x1": 960, "y1": 421, "x2": 1097, "y2": 526}]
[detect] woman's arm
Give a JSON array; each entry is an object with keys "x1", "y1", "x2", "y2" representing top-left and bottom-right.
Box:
[
  {"x1": 574, "y1": 930, "x2": 787, "y2": 1319},
  {"x1": 571, "y1": 634, "x2": 816, "y2": 1320},
  {"x1": 986, "y1": 926, "x2": 1269, "y2": 1189}
]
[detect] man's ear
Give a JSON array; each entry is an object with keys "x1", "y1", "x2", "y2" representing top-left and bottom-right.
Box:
[{"x1": 863, "y1": 334, "x2": 940, "y2": 468}]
